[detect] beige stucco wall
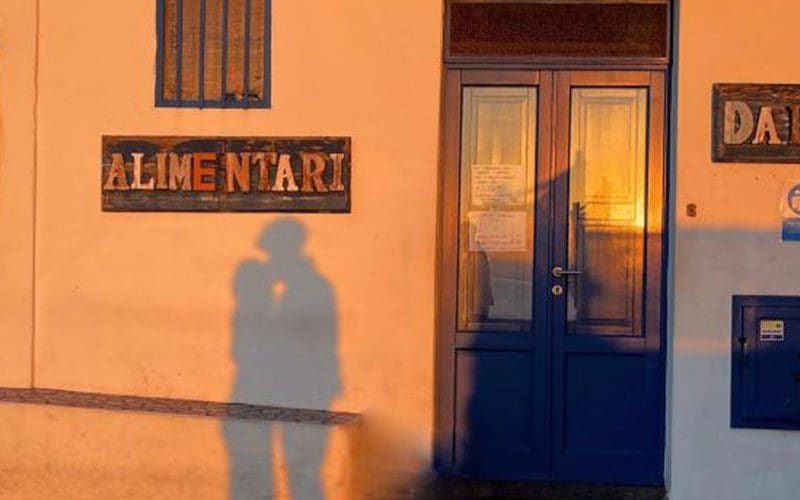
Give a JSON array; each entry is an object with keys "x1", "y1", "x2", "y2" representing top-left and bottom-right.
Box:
[
  {"x1": 670, "y1": 0, "x2": 800, "y2": 498},
  {"x1": 0, "y1": 0, "x2": 36, "y2": 387},
  {"x1": 1, "y1": 0, "x2": 443, "y2": 497}
]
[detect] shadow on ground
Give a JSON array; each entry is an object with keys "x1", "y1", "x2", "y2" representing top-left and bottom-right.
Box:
[{"x1": 385, "y1": 477, "x2": 667, "y2": 500}]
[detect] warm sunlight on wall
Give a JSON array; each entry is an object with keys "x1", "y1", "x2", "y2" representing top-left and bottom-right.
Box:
[
  {"x1": 0, "y1": 1, "x2": 36, "y2": 387},
  {"x1": 20, "y1": 0, "x2": 443, "y2": 497},
  {"x1": 670, "y1": 0, "x2": 800, "y2": 498}
]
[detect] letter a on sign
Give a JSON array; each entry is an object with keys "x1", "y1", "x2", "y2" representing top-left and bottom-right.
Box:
[{"x1": 753, "y1": 106, "x2": 784, "y2": 145}]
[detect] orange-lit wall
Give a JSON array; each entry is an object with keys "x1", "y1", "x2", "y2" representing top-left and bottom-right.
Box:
[
  {"x1": 669, "y1": 1, "x2": 800, "y2": 498},
  {"x1": 1, "y1": 0, "x2": 443, "y2": 497},
  {"x1": 0, "y1": 1, "x2": 36, "y2": 387},
  {"x1": 4, "y1": 0, "x2": 800, "y2": 498}
]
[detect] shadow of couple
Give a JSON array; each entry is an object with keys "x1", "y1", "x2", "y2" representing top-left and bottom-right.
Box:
[{"x1": 223, "y1": 218, "x2": 341, "y2": 499}]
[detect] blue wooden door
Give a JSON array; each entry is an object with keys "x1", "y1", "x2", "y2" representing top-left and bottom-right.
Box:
[{"x1": 436, "y1": 70, "x2": 666, "y2": 486}]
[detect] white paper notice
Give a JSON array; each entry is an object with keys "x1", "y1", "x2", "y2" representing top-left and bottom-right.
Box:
[
  {"x1": 468, "y1": 211, "x2": 527, "y2": 252},
  {"x1": 471, "y1": 164, "x2": 527, "y2": 207}
]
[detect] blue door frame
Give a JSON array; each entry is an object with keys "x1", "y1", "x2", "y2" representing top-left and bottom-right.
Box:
[{"x1": 434, "y1": 69, "x2": 667, "y2": 486}]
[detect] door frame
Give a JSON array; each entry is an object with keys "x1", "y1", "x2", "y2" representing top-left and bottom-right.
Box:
[{"x1": 433, "y1": 67, "x2": 669, "y2": 484}]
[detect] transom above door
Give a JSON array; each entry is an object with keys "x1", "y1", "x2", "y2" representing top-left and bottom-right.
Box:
[{"x1": 435, "y1": 69, "x2": 666, "y2": 485}]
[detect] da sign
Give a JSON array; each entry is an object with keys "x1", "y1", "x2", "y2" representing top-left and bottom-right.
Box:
[{"x1": 712, "y1": 84, "x2": 800, "y2": 163}]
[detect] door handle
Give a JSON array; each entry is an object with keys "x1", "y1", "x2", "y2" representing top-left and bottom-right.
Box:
[
  {"x1": 738, "y1": 337, "x2": 748, "y2": 364},
  {"x1": 552, "y1": 266, "x2": 583, "y2": 278}
]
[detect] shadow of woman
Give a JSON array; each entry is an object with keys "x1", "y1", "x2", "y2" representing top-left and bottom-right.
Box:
[{"x1": 223, "y1": 218, "x2": 341, "y2": 499}]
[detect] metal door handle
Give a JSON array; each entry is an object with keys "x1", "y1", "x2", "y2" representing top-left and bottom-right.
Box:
[
  {"x1": 738, "y1": 337, "x2": 748, "y2": 364},
  {"x1": 552, "y1": 266, "x2": 583, "y2": 278}
]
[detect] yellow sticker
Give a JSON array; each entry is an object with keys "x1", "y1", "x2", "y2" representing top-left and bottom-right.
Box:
[{"x1": 759, "y1": 320, "x2": 785, "y2": 341}]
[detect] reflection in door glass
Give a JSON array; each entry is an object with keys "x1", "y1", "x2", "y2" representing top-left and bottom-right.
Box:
[
  {"x1": 458, "y1": 87, "x2": 537, "y2": 331},
  {"x1": 568, "y1": 88, "x2": 647, "y2": 335}
]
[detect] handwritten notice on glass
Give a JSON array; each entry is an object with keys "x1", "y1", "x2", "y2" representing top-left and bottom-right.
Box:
[
  {"x1": 470, "y1": 164, "x2": 527, "y2": 207},
  {"x1": 468, "y1": 211, "x2": 527, "y2": 252}
]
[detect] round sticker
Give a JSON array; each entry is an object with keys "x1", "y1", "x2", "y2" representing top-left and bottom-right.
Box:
[{"x1": 788, "y1": 184, "x2": 800, "y2": 217}]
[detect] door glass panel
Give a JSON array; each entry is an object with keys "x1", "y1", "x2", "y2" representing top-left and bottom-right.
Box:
[
  {"x1": 458, "y1": 87, "x2": 537, "y2": 332},
  {"x1": 567, "y1": 88, "x2": 647, "y2": 336}
]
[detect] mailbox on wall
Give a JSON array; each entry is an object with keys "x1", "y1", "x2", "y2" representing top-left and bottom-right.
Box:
[{"x1": 732, "y1": 296, "x2": 800, "y2": 429}]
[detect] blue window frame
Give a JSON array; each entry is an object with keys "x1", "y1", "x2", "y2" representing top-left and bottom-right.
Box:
[{"x1": 156, "y1": 0, "x2": 271, "y2": 108}]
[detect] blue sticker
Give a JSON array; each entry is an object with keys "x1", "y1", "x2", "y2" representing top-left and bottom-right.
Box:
[{"x1": 783, "y1": 218, "x2": 800, "y2": 241}]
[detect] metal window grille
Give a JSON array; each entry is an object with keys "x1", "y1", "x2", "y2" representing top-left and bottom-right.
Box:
[{"x1": 156, "y1": 0, "x2": 271, "y2": 108}]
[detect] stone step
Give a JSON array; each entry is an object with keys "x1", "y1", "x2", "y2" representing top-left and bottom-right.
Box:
[{"x1": 0, "y1": 388, "x2": 361, "y2": 499}]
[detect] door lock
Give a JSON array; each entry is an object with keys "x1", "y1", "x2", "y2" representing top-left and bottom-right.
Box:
[{"x1": 551, "y1": 284, "x2": 564, "y2": 297}]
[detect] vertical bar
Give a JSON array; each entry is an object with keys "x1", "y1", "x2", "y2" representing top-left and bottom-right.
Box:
[
  {"x1": 161, "y1": 0, "x2": 181, "y2": 103},
  {"x1": 203, "y1": 0, "x2": 224, "y2": 102},
  {"x1": 645, "y1": 70, "x2": 667, "y2": 472},
  {"x1": 243, "y1": 0, "x2": 251, "y2": 107},
  {"x1": 537, "y1": 70, "x2": 556, "y2": 477},
  {"x1": 549, "y1": 70, "x2": 571, "y2": 476},
  {"x1": 176, "y1": 0, "x2": 184, "y2": 104},
  {"x1": 226, "y1": 0, "x2": 246, "y2": 104},
  {"x1": 180, "y1": 0, "x2": 202, "y2": 103},
  {"x1": 247, "y1": 0, "x2": 265, "y2": 106},
  {"x1": 263, "y1": 0, "x2": 271, "y2": 107},
  {"x1": 155, "y1": 0, "x2": 164, "y2": 104},
  {"x1": 221, "y1": 0, "x2": 228, "y2": 105},
  {"x1": 646, "y1": 71, "x2": 666, "y2": 377},
  {"x1": 434, "y1": 69, "x2": 462, "y2": 471},
  {"x1": 199, "y1": 0, "x2": 206, "y2": 106}
]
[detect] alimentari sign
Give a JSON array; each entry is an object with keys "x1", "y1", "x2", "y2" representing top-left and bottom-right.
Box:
[
  {"x1": 102, "y1": 136, "x2": 351, "y2": 212},
  {"x1": 713, "y1": 84, "x2": 800, "y2": 163}
]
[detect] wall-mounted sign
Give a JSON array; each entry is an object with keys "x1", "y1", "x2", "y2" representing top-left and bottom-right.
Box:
[
  {"x1": 712, "y1": 84, "x2": 800, "y2": 163},
  {"x1": 781, "y1": 182, "x2": 800, "y2": 241},
  {"x1": 102, "y1": 136, "x2": 351, "y2": 212}
]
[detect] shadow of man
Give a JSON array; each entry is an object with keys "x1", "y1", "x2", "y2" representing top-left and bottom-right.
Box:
[{"x1": 224, "y1": 218, "x2": 341, "y2": 500}]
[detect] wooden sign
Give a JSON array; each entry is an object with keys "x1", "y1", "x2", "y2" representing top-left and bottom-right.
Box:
[
  {"x1": 713, "y1": 84, "x2": 800, "y2": 163},
  {"x1": 102, "y1": 136, "x2": 351, "y2": 212}
]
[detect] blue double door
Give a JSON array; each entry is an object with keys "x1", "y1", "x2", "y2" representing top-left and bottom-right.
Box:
[{"x1": 436, "y1": 70, "x2": 666, "y2": 485}]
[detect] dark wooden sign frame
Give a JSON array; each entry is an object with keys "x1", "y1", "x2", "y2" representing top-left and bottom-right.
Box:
[
  {"x1": 712, "y1": 84, "x2": 800, "y2": 163},
  {"x1": 101, "y1": 136, "x2": 351, "y2": 212}
]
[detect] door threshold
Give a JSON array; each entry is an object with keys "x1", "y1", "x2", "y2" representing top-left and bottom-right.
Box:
[{"x1": 398, "y1": 477, "x2": 667, "y2": 500}]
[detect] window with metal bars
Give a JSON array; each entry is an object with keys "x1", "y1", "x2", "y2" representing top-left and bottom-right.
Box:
[{"x1": 156, "y1": 0, "x2": 271, "y2": 108}]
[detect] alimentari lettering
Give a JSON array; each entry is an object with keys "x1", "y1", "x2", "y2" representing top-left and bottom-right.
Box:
[{"x1": 103, "y1": 151, "x2": 346, "y2": 194}]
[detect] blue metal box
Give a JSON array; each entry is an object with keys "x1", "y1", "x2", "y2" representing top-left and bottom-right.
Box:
[{"x1": 732, "y1": 296, "x2": 800, "y2": 429}]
